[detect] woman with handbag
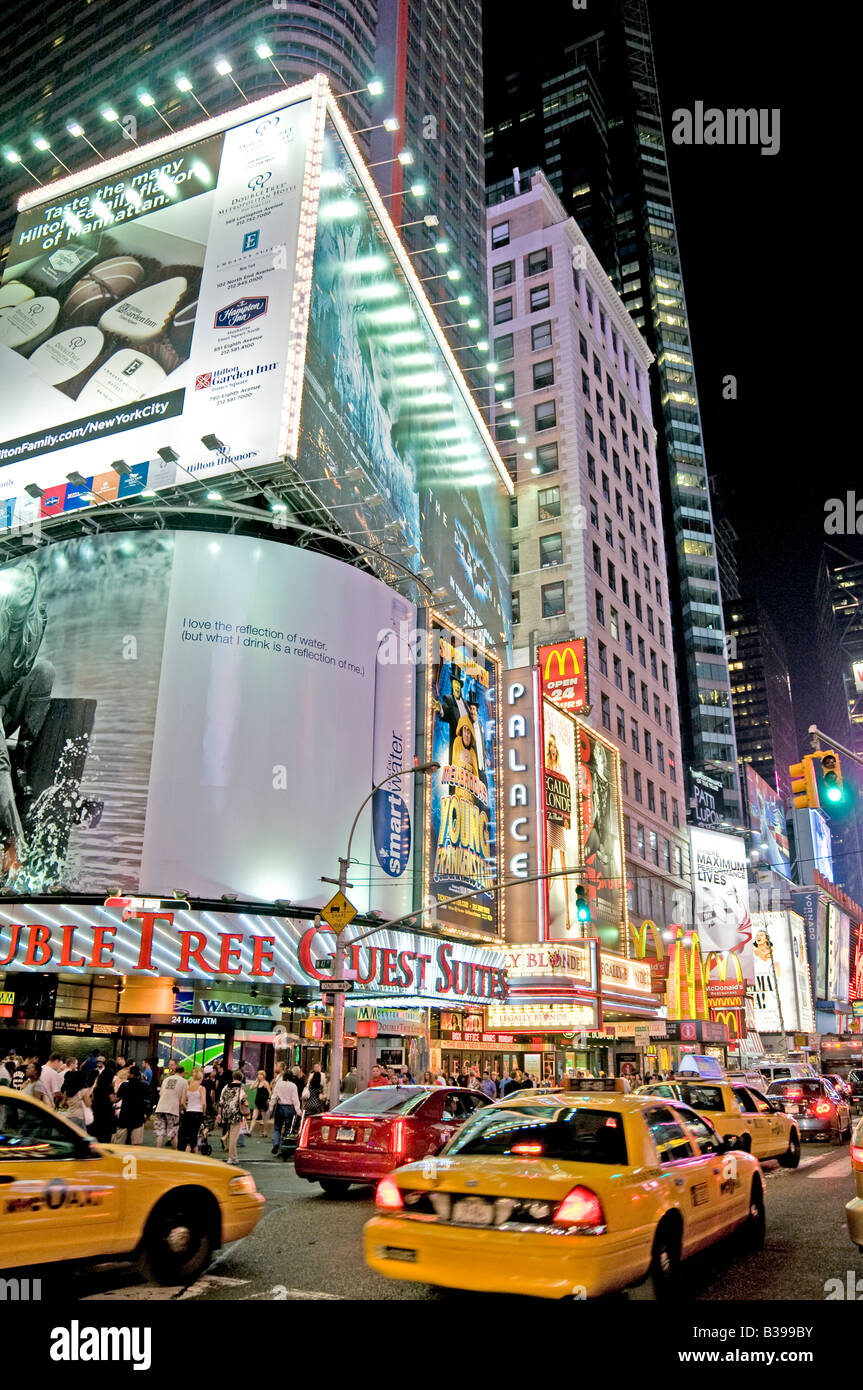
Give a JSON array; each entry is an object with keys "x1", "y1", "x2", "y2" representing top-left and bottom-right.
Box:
[
  {"x1": 217, "y1": 1070, "x2": 251, "y2": 1166},
  {"x1": 302, "y1": 1070, "x2": 326, "y2": 1117}
]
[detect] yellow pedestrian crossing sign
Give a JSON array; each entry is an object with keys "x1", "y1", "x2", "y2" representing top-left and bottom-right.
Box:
[{"x1": 320, "y1": 891, "x2": 358, "y2": 932}]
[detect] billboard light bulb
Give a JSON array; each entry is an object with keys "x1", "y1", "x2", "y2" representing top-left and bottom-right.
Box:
[
  {"x1": 397, "y1": 149, "x2": 414, "y2": 165},
  {"x1": 215, "y1": 59, "x2": 233, "y2": 76},
  {"x1": 446, "y1": 267, "x2": 461, "y2": 281},
  {"x1": 383, "y1": 116, "x2": 400, "y2": 132},
  {"x1": 255, "y1": 42, "x2": 273, "y2": 59},
  {"x1": 175, "y1": 75, "x2": 193, "y2": 92},
  {"x1": 467, "y1": 318, "x2": 480, "y2": 329},
  {"x1": 409, "y1": 181, "x2": 426, "y2": 197},
  {"x1": 457, "y1": 294, "x2": 470, "y2": 306},
  {"x1": 101, "y1": 107, "x2": 119, "y2": 122},
  {"x1": 138, "y1": 92, "x2": 155, "y2": 106},
  {"x1": 368, "y1": 78, "x2": 384, "y2": 96},
  {"x1": 4, "y1": 150, "x2": 21, "y2": 163},
  {"x1": 32, "y1": 136, "x2": 50, "y2": 151},
  {"x1": 67, "y1": 122, "x2": 85, "y2": 137}
]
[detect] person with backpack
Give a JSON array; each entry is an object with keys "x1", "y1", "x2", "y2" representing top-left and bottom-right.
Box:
[
  {"x1": 114, "y1": 1065, "x2": 151, "y2": 1145},
  {"x1": 217, "y1": 1070, "x2": 251, "y2": 1165}
]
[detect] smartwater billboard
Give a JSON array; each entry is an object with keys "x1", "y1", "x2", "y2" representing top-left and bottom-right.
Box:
[
  {"x1": 0, "y1": 88, "x2": 313, "y2": 529},
  {"x1": 296, "y1": 118, "x2": 512, "y2": 650},
  {"x1": 0, "y1": 530, "x2": 414, "y2": 912}
]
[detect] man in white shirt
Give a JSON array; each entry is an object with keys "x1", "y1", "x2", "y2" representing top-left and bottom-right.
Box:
[
  {"x1": 268, "y1": 1071, "x2": 301, "y2": 1154},
  {"x1": 39, "y1": 1055, "x2": 65, "y2": 1108},
  {"x1": 154, "y1": 1065, "x2": 188, "y2": 1148}
]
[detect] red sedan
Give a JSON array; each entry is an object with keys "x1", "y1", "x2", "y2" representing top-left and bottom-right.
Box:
[{"x1": 294, "y1": 1086, "x2": 490, "y2": 1195}]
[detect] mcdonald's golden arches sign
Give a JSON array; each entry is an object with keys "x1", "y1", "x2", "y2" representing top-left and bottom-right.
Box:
[{"x1": 538, "y1": 639, "x2": 589, "y2": 716}]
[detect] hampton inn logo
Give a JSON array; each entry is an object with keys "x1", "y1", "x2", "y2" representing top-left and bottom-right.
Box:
[{"x1": 214, "y1": 297, "x2": 268, "y2": 329}]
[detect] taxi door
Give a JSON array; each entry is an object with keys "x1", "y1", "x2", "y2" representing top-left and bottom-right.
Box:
[
  {"x1": 0, "y1": 1094, "x2": 125, "y2": 1268},
  {"x1": 642, "y1": 1105, "x2": 722, "y2": 1253},
  {"x1": 732, "y1": 1086, "x2": 772, "y2": 1156}
]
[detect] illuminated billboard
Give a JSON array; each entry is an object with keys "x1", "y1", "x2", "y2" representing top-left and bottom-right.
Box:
[
  {"x1": 0, "y1": 90, "x2": 314, "y2": 517},
  {"x1": 689, "y1": 826, "x2": 754, "y2": 981},
  {"x1": 745, "y1": 763, "x2": 791, "y2": 878},
  {"x1": 425, "y1": 617, "x2": 502, "y2": 939},
  {"x1": 296, "y1": 118, "x2": 512, "y2": 649},
  {"x1": 538, "y1": 702, "x2": 625, "y2": 946},
  {"x1": 537, "y1": 638, "x2": 588, "y2": 716},
  {"x1": 751, "y1": 909, "x2": 816, "y2": 1033},
  {"x1": 0, "y1": 530, "x2": 415, "y2": 911}
]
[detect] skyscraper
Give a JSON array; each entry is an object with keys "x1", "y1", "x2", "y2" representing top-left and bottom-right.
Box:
[
  {"x1": 723, "y1": 597, "x2": 797, "y2": 801},
  {"x1": 817, "y1": 548, "x2": 863, "y2": 755},
  {"x1": 483, "y1": 0, "x2": 741, "y2": 819},
  {"x1": 489, "y1": 171, "x2": 691, "y2": 933},
  {"x1": 1, "y1": 0, "x2": 487, "y2": 392}
]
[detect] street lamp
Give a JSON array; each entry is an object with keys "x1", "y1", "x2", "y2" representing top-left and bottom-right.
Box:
[{"x1": 324, "y1": 761, "x2": 438, "y2": 1107}]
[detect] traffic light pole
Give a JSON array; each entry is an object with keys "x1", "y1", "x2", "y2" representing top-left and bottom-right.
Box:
[{"x1": 808, "y1": 725, "x2": 863, "y2": 770}]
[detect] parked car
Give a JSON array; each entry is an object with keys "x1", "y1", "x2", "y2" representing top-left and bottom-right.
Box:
[
  {"x1": 755, "y1": 1061, "x2": 818, "y2": 1087},
  {"x1": 824, "y1": 1074, "x2": 854, "y2": 1104},
  {"x1": 846, "y1": 1069, "x2": 863, "y2": 1109},
  {"x1": 766, "y1": 1077, "x2": 852, "y2": 1144},
  {"x1": 294, "y1": 1085, "x2": 490, "y2": 1195}
]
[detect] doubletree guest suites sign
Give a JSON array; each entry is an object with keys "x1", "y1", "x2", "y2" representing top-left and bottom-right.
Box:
[{"x1": 0, "y1": 903, "x2": 506, "y2": 1007}]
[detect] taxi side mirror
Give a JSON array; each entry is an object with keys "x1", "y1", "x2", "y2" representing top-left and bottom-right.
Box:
[{"x1": 720, "y1": 1134, "x2": 744, "y2": 1153}]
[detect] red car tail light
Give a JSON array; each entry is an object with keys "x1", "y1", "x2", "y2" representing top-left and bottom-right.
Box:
[
  {"x1": 297, "y1": 1117, "x2": 311, "y2": 1149},
  {"x1": 814, "y1": 1101, "x2": 833, "y2": 1116},
  {"x1": 376, "y1": 1175, "x2": 404, "y2": 1211},
  {"x1": 553, "y1": 1186, "x2": 605, "y2": 1231},
  {"x1": 390, "y1": 1118, "x2": 407, "y2": 1157},
  {"x1": 851, "y1": 1144, "x2": 863, "y2": 1167},
  {"x1": 512, "y1": 1143, "x2": 544, "y2": 1155},
  {"x1": 785, "y1": 1089, "x2": 803, "y2": 1100}
]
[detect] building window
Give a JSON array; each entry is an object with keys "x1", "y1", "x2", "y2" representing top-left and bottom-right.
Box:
[
  {"x1": 539, "y1": 533, "x2": 563, "y2": 568},
  {"x1": 647, "y1": 780, "x2": 655, "y2": 812},
  {"x1": 660, "y1": 789, "x2": 668, "y2": 821},
  {"x1": 650, "y1": 831, "x2": 659, "y2": 866},
  {"x1": 624, "y1": 622, "x2": 633, "y2": 654},
  {"x1": 598, "y1": 640, "x2": 608, "y2": 676},
  {"x1": 595, "y1": 590, "x2": 605, "y2": 625},
  {"x1": 641, "y1": 681, "x2": 649, "y2": 714},
  {"x1": 534, "y1": 399, "x2": 557, "y2": 431},
  {"x1": 601, "y1": 693, "x2": 611, "y2": 730},
  {"x1": 662, "y1": 661, "x2": 670, "y2": 692},
  {"x1": 628, "y1": 669, "x2": 636, "y2": 702},
  {"x1": 616, "y1": 707, "x2": 626, "y2": 741},
  {"x1": 538, "y1": 485, "x2": 561, "y2": 520},
  {"x1": 650, "y1": 650, "x2": 658, "y2": 679},
  {"x1": 532, "y1": 320, "x2": 552, "y2": 351},
  {"x1": 631, "y1": 720, "x2": 640, "y2": 754},
  {"x1": 533, "y1": 359, "x2": 555, "y2": 390},
  {"x1": 512, "y1": 591, "x2": 520, "y2": 623},
  {"x1": 672, "y1": 800, "x2": 680, "y2": 829},
  {"x1": 526, "y1": 247, "x2": 551, "y2": 276},
  {"x1": 496, "y1": 370, "x2": 515, "y2": 399},
  {"x1": 593, "y1": 352, "x2": 601, "y2": 379},
  {"x1": 605, "y1": 516, "x2": 614, "y2": 546},
  {"x1": 644, "y1": 731, "x2": 653, "y2": 764},
  {"x1": 535, "y1": 441, "x2": 559, "y2": 473},
  {"x1": 665, "y1": 705, "x2": 672, "y2": 734},
  {"x1": 669, "y1": 752, "x2": 677, "y2": 783},
  {"x1": 674, "y1": 844, "x2": 682, "y2": 874},
  {"x1": 609, "y1": 606, "x2": 619, "y2": 640},
  {"x1": 634, "y1": 772, "x2": 643, "y2": 804},
  {"x1": 657, "y1": 741, "x2": 665, "y2": 773},
  {"x1": 511, "y1": 542, "x2": 519, "y2": 576},
  {"x1": 587, "y1": 452, "x2": 596, "y2": 483},
  {"x1": 510, "y1": 496, "x2": 518, "y2": 528},
  {"x1": 492, "y1": 260, "x2": 514, "y2": 289},
  {"x1": 602, "y1": 473, "x2": 611, "y2": 502},
  {"x1": 613, "y1": 655, "x2": 623, "y2": 690},
  {"x1": 493, "y1": 297, "x2": 513, "y2": 324},
  {"x1": 494, "y1": 332, "x2": 514, "y2": 362},
  {"x1": 579, "y1": 331, "x2": 588, "y2": 360},
  {"x1": 590, "y1": 497, "x2": 599, "y2": 529},
  {"x1": 638, "y1": 636, "x2": 646, "y2": 667},
  {"x1": 621, "y1": 764, "x2": 629, "y2": 796},
  {"x1": 542, "y1": 581, "x2": 565, "y2": 618},
  {"x1": 584, "y1": 412, "x2": 594, "y2": 442},
  {"x1": 637, "y1": 824, "x2": 645, "y2": 858},
  {"x1": 607, "y1": 559, "x2": 616, "y2": 591},
  {"x1": 529, "y1": 284, "x2": 550, "y2": 311},
  {"x1": 592, "y1": 541, "x2": 602, "y2": 575},
  {"x1": 491, "y1": 220, "x2": 510, "y2": 247}
]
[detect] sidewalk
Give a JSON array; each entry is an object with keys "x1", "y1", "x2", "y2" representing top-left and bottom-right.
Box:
[{"x1": 136, "y1": 1122, "x2": 286, "y2": 1162}]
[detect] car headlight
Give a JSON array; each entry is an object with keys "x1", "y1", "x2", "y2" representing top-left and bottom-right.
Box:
[{"x1": 229, "y1": 1174, "x2": 257, "y2": 1196}]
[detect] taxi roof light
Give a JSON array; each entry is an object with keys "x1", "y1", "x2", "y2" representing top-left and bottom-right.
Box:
[
  {"x1": 553, "y1": 1185, "x2": 604, "y2": 1230},
  {"x1": 376, "y1": 1175, "x2": 404, "y2": 1211}
]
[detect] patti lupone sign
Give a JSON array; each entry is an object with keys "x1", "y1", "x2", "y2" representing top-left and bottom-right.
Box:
[{"x1": 0, "y1": 904, "x2": 506, "y2": 1005}]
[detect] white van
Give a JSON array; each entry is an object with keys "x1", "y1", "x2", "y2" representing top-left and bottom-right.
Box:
[{"x1": 754, "y1": 1060, "x2": 818, "y2": 1086}]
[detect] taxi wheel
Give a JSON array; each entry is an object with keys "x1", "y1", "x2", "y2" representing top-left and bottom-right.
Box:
[
  {"x1": 319, "y1": 1179, "x2": 352, "y2": 1196},
  {"x1": 643, "y1": 1217, "x2": 681, "y2": 1299},
  {"x1": 739, "y1": 1179, "x2": 765, "y2": 1253},
  {"x1": 136, "y1": 1191, "x2": 217, "y2": 1285},
  {"x1": 778, "y1": 1130, "x2": 800, "y2": 1169}
]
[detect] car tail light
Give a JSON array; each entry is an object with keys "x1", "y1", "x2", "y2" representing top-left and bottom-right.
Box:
[
  {"x1": 785, "y1": 1088, "x2": 803, "y2": 1100},
  {"x1": 512, "y1": 1143, "x2": 544, "y2": 1155},
  {"x1": 851, "y1": 1145, "x2": 863, "y2": 1168},
  {"x1": 376, "y1": 1175, "x2": 404, "y2": 1211},
  {"x1": 814, "y1": 1101, "x2": 833, "y2": 1116},
  {"x1": 297, "y1": 1117, "x2": 311, "y2": 1150},
  {"x1": 390, "y1": 1118, "x2": 407, "y2": 1157},
  {"x1": 553, "y1": 1186, "x2": 604, "y2": 1231}
]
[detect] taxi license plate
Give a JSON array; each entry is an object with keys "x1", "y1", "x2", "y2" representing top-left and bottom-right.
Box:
[
  {"x1": 336, "y1": 1127, "x2": 356, "y2": 1141},
  {"x1": 785, "y1": 1105, "x2": 802, "y2": 1116},
  {"x1": 453, "y1": 1197, "x2": 493, "y2": 1226}
]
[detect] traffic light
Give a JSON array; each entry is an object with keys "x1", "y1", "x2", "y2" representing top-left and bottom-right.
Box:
[
  {"x1": 789, "y1": 756, "x2": 819, "y2": 810},
  {"x1": 818, "y1": 750, "x2": 844, "y2": 804},
  {"x1": 575, "y1": 884, "x2": 591, "y2": 925}
]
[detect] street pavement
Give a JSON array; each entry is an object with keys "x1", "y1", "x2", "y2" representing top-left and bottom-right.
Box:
[{"x1": 61, "y1": 1128, "x2": 863, "y2": 1302}]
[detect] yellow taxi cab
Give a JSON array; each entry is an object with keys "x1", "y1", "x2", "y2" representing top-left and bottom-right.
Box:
[
  {"x1": 0, "y1": 1085, "x2": 264, "y2": 1284},
  {"x1": 636, "y1": 1079, "x2": 800, "y2": 1168},
  {"x1": 364, "y1": 1086, "x2": 765, "y2": 1300},
  {"x1": 846, "y1": 1114, "x2": 863, "y2": 1251}
]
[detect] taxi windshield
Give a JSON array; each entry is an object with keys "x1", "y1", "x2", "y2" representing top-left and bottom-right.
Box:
[
  {"x1": 443, "y1": 1106, "x2": 628, "y2": 1164},
  {"x1": 327, "y1": 1087, "x2": 428, "y2": 1117}
]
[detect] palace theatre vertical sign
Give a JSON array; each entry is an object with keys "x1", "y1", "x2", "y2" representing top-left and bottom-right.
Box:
[{"x1": 503, "y1": 667, "x2": 540, "y2": 942}]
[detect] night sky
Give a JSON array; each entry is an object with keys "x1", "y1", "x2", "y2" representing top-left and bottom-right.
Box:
[{"x1": 484, "y1": 1, "x2": 839, "y2": 746}]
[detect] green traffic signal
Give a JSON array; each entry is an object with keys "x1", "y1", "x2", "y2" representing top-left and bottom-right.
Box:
[
  {"x1": 819, "y1": 751, "x2": 844, "y2": 804},
  {"x1": 575, "y1": 884, "x2": 591, "y2": 923}
]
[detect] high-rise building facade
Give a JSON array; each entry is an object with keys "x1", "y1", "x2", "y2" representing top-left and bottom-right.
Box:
[
  {"x1": 483, "y1": 0, "x2": 741, "y2": 819},
  {"x1": 489, "y1": 171, "x2": 690, "y2": 931},
  {"x1": 724, "y1": 597, "x2": 797, "y2": 801},
  {"x1": 817, "y1": 548, "x2": 863, "y2": 755},
  {"x1": 1, "y1": 0, "x2": 487, "y2": 394}
]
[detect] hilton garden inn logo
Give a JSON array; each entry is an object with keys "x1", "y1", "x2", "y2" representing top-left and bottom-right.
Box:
[
  {"x1": 671, "y1": 102, "x2": 780, "y2": 156},
  {"x1": 50, "y1": 1321, "x2": 151, "y2": 1371}
]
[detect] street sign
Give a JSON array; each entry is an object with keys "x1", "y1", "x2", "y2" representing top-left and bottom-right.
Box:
[
  {"x1": 319, "y1": 980, "x2": 354, "y2": 993},
  {"x1": 319, "y1": 891, "x2": 358, "y2": 932}
]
